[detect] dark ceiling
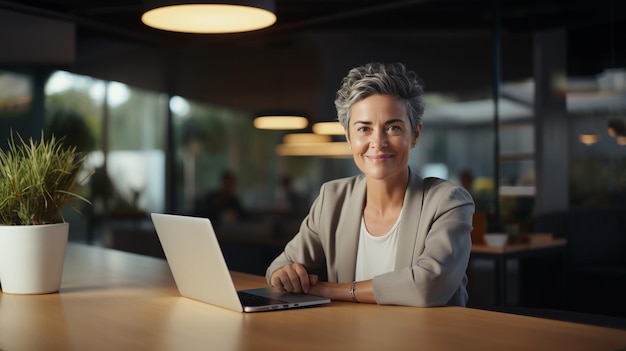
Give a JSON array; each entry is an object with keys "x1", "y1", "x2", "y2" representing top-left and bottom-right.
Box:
[
  {"x1": 1, "y1": 0, "x2": 623, "y2": 53},
  {"x1": 1, "y1": 0, "x2": 624, "y2": 120}
]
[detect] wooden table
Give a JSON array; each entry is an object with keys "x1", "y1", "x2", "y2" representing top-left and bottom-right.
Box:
[
  {"x1": 471, "y1": 238, "x2": 568, "y2": 306},
  {"x1": 1, "y1": 243, "x2": 624, "y2": 351}
]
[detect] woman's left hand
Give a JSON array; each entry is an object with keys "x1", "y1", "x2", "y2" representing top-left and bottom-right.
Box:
[{"x1": 269, "y1": 262, "x2": 318, "y2": 294}]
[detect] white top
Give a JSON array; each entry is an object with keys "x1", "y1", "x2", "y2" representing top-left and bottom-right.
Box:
[{"x1": 355, "y1": 209, "x2": 402, "y2": 281}]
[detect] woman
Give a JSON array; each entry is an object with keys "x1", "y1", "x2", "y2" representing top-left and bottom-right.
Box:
[{"x1": 266, "y1": 62, "x2": 474, "y2": 307}]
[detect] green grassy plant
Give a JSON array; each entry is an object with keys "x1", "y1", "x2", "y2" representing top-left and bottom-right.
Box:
[{"x1": 0, "y1": 132, "x2": 90, "y2": 225}]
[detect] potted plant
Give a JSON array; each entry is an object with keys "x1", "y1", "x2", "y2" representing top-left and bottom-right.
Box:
[{"x1": 0, "y1": 131, "x2": 90, "y2": 294}]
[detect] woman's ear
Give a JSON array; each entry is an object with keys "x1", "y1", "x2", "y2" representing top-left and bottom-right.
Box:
[{"x1": 411, "y1": 123, "x2": 422, "y2": 148}]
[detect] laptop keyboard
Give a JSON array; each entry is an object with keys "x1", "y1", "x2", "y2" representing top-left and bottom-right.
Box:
[{"x1": 237, "y1": 291, "x2": 287, "y2": 306}]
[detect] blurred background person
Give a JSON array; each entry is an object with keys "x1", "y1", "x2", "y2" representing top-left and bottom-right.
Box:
[
  {"x1": 273, "y1": 175, "x2": 305, "y2": 217},
  {"x1": 194, "y1": 170, "x2": 247, "y2": 226}
]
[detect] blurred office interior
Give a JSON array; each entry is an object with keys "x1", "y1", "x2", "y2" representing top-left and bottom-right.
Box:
[{"x1": 1, "y1": 0, "x2": 625, "y2": 320}]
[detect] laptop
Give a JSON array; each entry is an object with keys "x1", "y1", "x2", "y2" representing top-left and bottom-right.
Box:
[{"x1": 151, "y1": 213, "x2": 330, "y2": 312}]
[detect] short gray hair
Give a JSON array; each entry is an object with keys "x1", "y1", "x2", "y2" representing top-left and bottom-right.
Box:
[{"x1": 334, "y1": 62, "x2": 425, "y2": 133}]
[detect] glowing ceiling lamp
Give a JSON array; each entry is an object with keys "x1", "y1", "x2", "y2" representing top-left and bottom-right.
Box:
[
  {"x1": 283, "y1": 133, "x2": 331, "y2": 144},
  {"x1": 141, "y1": 0, "x2": 276, "y2": 34},
  {"x1": 276, "y1": 141, "x2": 352, "y2": 157},
  {"x1": 579, "y1": 133, "x2": 599, "y2": 146},
  {"x1": 312, "y1": 121, "x2": 345, "y2": 135},
  {"x1": 253, "y1": 115, "x2": 308, "y2": 130},
  {"x1": 276, "y1": 133, "x2": 351, "y2": 157}
]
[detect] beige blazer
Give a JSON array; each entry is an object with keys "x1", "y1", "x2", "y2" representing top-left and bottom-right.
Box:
[{"x1": 266, "y1": 168, "x2": 475, "y2": 307}]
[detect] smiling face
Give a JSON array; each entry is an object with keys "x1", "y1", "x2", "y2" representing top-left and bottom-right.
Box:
[{"x1": 346, "y1": 94, "x2": 422, "y2": 182}]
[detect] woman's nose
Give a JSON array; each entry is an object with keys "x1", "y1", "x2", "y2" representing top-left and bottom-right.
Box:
[{"x1": 370, "y1": 130, "x2": 388, "y2": 148}]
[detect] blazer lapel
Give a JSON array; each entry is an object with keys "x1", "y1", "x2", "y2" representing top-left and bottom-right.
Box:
[
  {"x1": 395, "y1": 168, "x2": 425, "y2": 268},
  {"x1": 334, "y1": 176, "x2": 366, "y2": 282}
]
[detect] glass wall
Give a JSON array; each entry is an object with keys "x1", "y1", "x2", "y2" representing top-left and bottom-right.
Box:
[
  {"x1": 41, "y1": 70, "x2": 330, "y2": 242},
  {"x1": 106, "y1": 83, "x2": 167, "y2": 214},
  {"x1": 170, "y1": 96, "x2": 323, "y2": 217},
  {"x1": 45, "y1": 72, "x2": 171, "y2": 218},
  {"x1": 44, "y1": 71, "x2": 103, "y2": 242},
  {"x1": 568, "y1": 69, "x2": 626, "y2": 209},
  {"x1": 170, "y1": 96, "x2": 270, "y2": 214},
  {"x1": 44, "y1": 71, "x2": 169, "y2": 242}
]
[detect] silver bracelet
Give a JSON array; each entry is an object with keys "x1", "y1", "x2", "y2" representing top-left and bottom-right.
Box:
[{"x1": 349, "y1": 281, "x2": 359, "y2": 302}]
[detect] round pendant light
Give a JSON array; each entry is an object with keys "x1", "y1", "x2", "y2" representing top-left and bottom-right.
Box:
[{"x1": 142, "y1": 0, "x2": 276, "y2": 34}]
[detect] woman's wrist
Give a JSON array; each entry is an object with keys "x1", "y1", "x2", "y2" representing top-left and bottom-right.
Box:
[
  {"x1": 310, "y1": 281, "x2": 367, "y2": 303},
  {"x1": 349, "y1": 281, "x2": 360, "y2": 302},
  {"x1": 308, "y1": 282, "x2": 326, "y2": 298}
]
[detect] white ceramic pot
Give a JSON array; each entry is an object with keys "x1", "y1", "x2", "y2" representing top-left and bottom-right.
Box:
[{"x1": 0, "y1": 222, "x2": 69, "y2": 294}]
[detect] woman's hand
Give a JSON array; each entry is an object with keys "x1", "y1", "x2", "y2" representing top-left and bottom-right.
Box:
[{"x1": 269, "y1": 263, "x2": 318, "y2": 294}]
